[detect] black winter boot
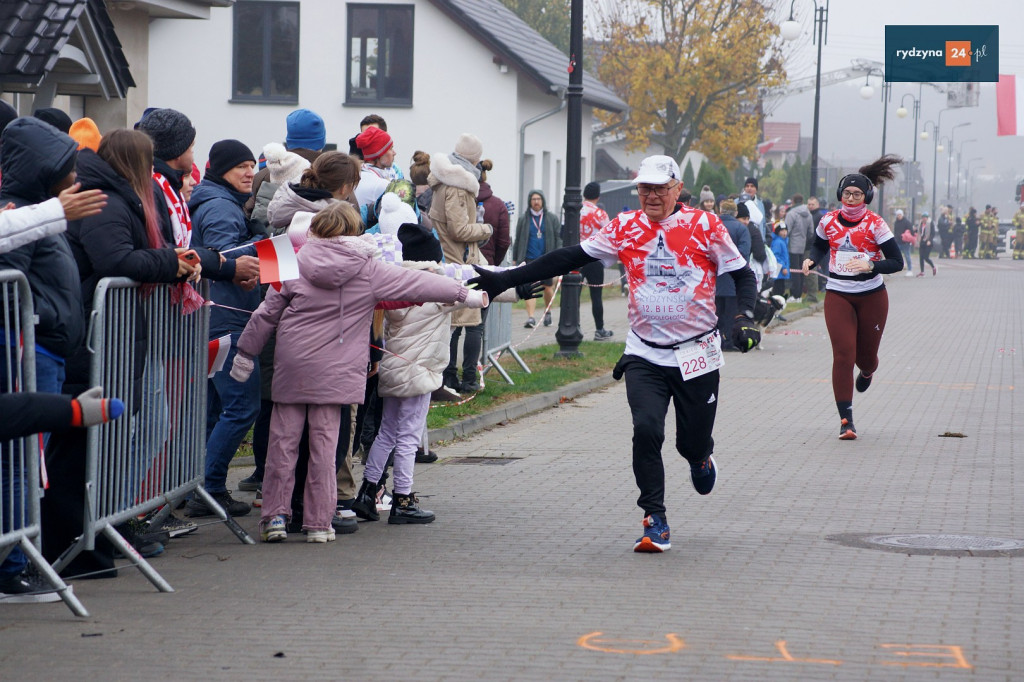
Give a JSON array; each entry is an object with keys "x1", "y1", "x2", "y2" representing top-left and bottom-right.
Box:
[
  {"x1": 388, "y1": 492, "x2": 435, "y2": 525},
  {"x1": 350, "y1": 479, "x2": 381, "y2": 521}
]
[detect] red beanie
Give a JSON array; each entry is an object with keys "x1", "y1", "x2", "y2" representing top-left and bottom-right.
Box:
[{"x1": 356, "y1": 126, "x2": 393, "y2": 161}]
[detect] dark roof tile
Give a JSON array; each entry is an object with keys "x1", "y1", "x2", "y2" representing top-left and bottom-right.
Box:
[{"x1": 428, "y1": 0, "x2": 625, "y2": 113}]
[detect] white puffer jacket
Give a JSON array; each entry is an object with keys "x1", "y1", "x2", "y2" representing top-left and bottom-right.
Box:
[{"x1": 378, "y1": 261, "x2": 465, "y2": 398}]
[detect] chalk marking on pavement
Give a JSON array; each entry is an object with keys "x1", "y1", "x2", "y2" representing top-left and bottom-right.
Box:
[
  {"x1": 726, "y1": 640, "x2": 841, "y2": 665},
  {"x1": 577, "y1": 632, "x2": 685, "y2": 655},
  {"x1": 879, "y1": 644, "x2": 973, "y2": 669}
]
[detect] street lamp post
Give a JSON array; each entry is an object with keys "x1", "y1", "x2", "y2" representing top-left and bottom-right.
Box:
[
  {"x1": 946, "y1": 123, "x2": 970, "y2": 202},
  {"x1": 554, "y1": 0, "x2": 584, "y2": 357},
  {"x1": 859, "y1": 74, "x2": 891, "y2": 214},
  {"x1": 895, "y1": 86, "x2": 922, "y2": 220},
  {"x1": 780, "y1": 0, "x2": 829, "y2": 199},
  {"x1": 964, "y1": 157, "x2": 984, "y2": 205},
  {"x1": 955, "y1": 139, "x2": 977, "y2": 207}
]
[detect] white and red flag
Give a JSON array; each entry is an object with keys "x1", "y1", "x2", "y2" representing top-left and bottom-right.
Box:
[
  {"x1": 208, "y1": 334, "x2": 232, "y2": 377},
  {"x1": 996, "y1": 74, "x2": 1024, "y2": 136},
  {"x1": 254, "y1": 234, "x2": 300, "y2": 284}
]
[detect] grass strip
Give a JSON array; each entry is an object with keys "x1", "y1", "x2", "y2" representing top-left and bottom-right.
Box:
[{"x1": 427, "y1": 340, "x2": 625, "y2": 429}]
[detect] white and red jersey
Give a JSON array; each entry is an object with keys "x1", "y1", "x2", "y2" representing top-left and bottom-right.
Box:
[
  {"x1": 816, "y1": 209, "x2": 894, "y2": 294},
  {"x1": 579, "y1": 200, "x2": 610, "y2": 241},
  {"x1": 581, "y1": 206, "x2": 746, "y2": 366}
]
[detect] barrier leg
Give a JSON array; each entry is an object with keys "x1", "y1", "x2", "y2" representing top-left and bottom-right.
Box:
[
  {"x1": 504, "y1": 347, "x2": 532, "y2": 374},
  {"x1": 18, "y1": 537, "x2": 89, "y2": 617},
  {"x1": 484, "y1": 350, "x2": 515, "y2": 385},
  {"x1": 101, "y1": 524, "x2": 174, "y2": 593},
  {"x1": 192, "y1": 486, "x2": 255, "y2": 545}
]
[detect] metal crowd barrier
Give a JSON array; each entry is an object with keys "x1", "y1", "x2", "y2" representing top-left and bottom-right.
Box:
[
  {"x1": 0, "y1": 270, "x2": 86, "y2": 616},
  {"x1": 51, "y1": 278, "x2": 253, "y2": 594},
  {"x1": 480, "y1": 300, "x2": 531, "y2": 384}
]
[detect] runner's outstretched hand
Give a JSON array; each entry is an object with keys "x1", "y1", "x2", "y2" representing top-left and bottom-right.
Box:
[
  {"x1": 515, "y1": 282, "x2": 545, "y2": 301},
  {"x1": 468, "y1": 265, "x2": 513, "y2": 302}
]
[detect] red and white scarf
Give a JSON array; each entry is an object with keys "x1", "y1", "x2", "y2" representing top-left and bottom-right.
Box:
[{"x1": 154, "y1": 171, "x2": 203, "y2": 314}]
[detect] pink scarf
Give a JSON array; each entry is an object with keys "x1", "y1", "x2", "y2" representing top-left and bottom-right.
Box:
[{"x1": 840, "y1": 203, "x2": 868, "y2": 222}]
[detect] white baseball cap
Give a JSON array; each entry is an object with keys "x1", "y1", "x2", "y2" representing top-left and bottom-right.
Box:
[{"x1": 634, "y1": 155, "x2": 681, "y2": 185}]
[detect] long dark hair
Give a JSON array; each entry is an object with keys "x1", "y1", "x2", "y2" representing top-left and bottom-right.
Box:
[
  {"x1": 858, "y1": 154, "x2": 902, "y2": 187},
  {"x1": 98, "y1": 129, "x2": 161, "y2": 249}
]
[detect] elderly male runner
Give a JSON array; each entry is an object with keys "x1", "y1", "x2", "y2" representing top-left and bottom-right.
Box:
[{"x1": 470, "y1": 156, "x2": 760, "y2": 552}]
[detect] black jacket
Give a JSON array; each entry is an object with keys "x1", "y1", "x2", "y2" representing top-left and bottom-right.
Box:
[
  {"x1": 0, "y1": 117, "x2": 84, "y2": 357},
  {"x1": 64, "y1": 150, "x2": 181, "y2": 404}
]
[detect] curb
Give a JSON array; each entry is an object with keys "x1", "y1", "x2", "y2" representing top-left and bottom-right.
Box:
[{"x1": 427, "y1": 372, "x2": 618, "y2": 445}]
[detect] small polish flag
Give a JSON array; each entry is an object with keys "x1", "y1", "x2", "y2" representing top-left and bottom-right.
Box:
[
  {"x1": 757, "y1": 137, "x2": 782, "y2": 154},
  {"x1": 996, "y1": 74, "x2": 1024, "y2": 136},
  {"x1": 208, "y1": 334, "x2": 232, "y2": 377},
  {"x1": 255, "y1": 234, "x2": 300, "y2": 284}
]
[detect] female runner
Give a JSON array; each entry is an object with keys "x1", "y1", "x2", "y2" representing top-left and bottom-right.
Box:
[{"x1": 802, "y1": 155, "x2": 905, "y2": 440}]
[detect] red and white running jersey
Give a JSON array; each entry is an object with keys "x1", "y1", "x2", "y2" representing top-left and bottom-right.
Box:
[
  {"x1": 815, "y1": 209, "x2": 894, "y2": 294},
  {"x1": 579, "y1": 200, "x2": 610, "y2": 241},
  {"x1": 581, "y1": 207, "x2": 746, "y2": 364}
]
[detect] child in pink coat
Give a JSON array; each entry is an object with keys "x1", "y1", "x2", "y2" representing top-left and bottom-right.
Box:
[{"x1": 230, "y1": 202, "x2": 487, "y2": 543}]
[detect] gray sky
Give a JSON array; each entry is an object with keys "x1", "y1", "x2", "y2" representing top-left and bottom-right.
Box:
[
  {"x1": 585, "y1": 0, "x2": 1024, "y2": 214},
  {"x1": 773, "y1": 0, "x2": 1023, "y2": 214}
]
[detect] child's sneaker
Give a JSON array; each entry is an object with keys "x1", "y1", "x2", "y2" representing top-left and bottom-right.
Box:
[
  {"x1": 634, "y1": 514, "x2": 671, "y2": 553},
  {"x1": 690, "y1": 455, "x2": 717, "y2": 495},
  {"x1": 259, "y1": 515, "x2": 287, "y2": 543},
  {"x1": 252, "y1": 486, "x2": 263, "y2": 508},
  {"x1": 305, "y1": 528, "x2": 336, "y2": 543},
  {"x1": 839, "y1": 418, "x2": 857, "y2": 440}
]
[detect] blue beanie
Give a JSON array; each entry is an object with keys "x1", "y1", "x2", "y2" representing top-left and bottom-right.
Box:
[{"x1": 285, "y1": 109, "x2": 326, "y2": 151}]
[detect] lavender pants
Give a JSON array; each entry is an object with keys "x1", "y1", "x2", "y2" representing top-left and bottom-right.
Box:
[
  {"x1": 363, "y1": 393, "x2": 430, "y2": 495},
  {"x1": 262, "y1": 403, "x2": 342, "y2": 532}
]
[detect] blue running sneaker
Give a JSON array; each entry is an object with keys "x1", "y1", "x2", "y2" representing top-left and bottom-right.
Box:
[
  {"x1": 633, "y1": 514, "x2": 671, "y2": 552},
  {"x1": 690, "y1": 455, "x2": 717, "y2": 495}
]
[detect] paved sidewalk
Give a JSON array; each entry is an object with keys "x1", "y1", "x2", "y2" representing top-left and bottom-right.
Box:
[{"x1": 2, "y1": 259, "x2": 1021, "y2": 680}]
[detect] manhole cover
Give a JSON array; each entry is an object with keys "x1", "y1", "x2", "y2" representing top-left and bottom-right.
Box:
[
  {"x1": 827, "y1": 533, "x2": 1024, "y2": 557},
  {"x1": 445, "y1": 456, "x2": 522, "y2": 465}
]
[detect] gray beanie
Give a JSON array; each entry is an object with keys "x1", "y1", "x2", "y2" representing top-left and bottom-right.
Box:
[
  {"x1": 699, "y1": 185, "x2": 714, "y2": 204},
  {"x1": 137, "y1": 108, "x2": 196, "y2": 161}
]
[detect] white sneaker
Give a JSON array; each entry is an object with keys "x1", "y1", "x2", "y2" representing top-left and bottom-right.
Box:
[
  {"x1": 305, "y1": 528, "x2": 336, "y2": 543},
  {"x1": 904, "y1": 271, "x2": 914, "y2": 277}
]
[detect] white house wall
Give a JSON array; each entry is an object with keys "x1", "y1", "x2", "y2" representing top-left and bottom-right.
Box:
[{"x1": 147, "y1": 0, "x2": 596, "y2": 216}]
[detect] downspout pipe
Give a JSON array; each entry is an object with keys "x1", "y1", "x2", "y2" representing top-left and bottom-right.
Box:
[{"x1": 518, "y1": 88, "x2": 567, "y2": 219}]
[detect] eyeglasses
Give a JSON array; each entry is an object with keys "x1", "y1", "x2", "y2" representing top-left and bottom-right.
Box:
[
  {"x1": 842, "y1": 190, "x2": 865, "y2": 199},
  {"x1": 637, "y1": 183, "x2": 679, "y2": 197}
]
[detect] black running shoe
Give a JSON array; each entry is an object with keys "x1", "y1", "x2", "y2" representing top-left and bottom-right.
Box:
[
  {"x1": 690, "y1": 455, "x2": 717, "y2": 495},
  {"x1": 839, "y1": 418, "x2": 857, "y2": 440},
  {"x1": 855, "y1": 371, "x2": 872, "y2": 393}
]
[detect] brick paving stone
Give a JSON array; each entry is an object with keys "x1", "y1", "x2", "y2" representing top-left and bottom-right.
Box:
[{"x1": 0, "y1": 259, "x2": 1021, "y2": 680}]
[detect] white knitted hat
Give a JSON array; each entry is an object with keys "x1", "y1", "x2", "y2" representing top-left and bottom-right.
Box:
[
  {"x1": 377, "y1": 192, "x2": 418, "y2": 237},
  {"x1": 263, "y1": 142, "x2": 310, "y2": 185}
]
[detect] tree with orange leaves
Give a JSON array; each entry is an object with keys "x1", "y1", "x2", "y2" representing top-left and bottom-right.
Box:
[{"x1": 592, "y1": 0, "x2": 788, "y2": 169}]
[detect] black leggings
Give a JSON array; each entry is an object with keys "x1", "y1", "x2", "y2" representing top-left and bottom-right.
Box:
[
  {"x1": 580, "y1": 260, "x2": 605, "y2": 329},
  {"x1": 919, "y1": 243, "x2": 934, "y2": 273},
  {"x1": 621, "y1": 355, "x2": 718, "y2": 519},
  {"x1": 823, "y1": 287, "x2": 888, "y2": 403}
]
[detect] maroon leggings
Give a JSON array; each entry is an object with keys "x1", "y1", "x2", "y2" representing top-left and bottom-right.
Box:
[{"x1": 823, "y1": 287, "x2": 889, "y2": 402}]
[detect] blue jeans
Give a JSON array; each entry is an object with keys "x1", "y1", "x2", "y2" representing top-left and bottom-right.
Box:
[
  {"x1": 1, "y1": 348, "x2": 64, "y2": 578},
  {"x1": 899, "y1": 242, "x2": 913, "y2": 273},
  {"x1": 205, "y1": 335, "x2": 260, "y2": 494}
]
